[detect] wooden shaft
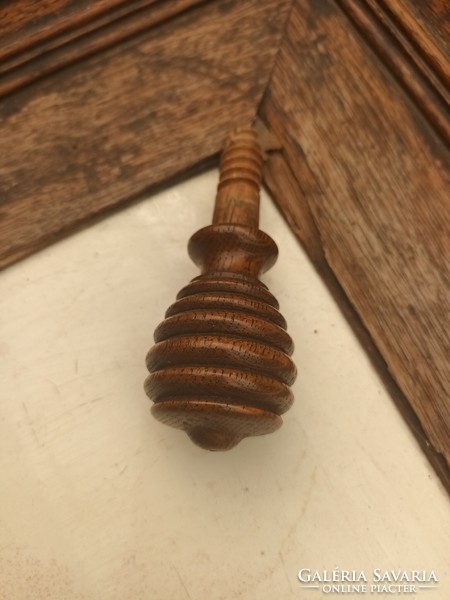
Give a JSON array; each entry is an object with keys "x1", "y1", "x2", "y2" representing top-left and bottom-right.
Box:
[{"x1": 212, "y1": 127, "x2": 263, "y2": 227}]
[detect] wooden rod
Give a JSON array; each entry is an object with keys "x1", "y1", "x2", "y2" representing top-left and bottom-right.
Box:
[{"x1": 212, "y1": 126, "x2": 264, "y2": 227}]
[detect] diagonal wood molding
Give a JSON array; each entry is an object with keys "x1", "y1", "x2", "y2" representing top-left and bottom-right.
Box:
[
  {"x1": 258, "y1": 0, "x2": 450, "y2": 491},
  {"x1": 335, "y1": 0, "x2": 449, "y2": 143},
  {"x1": 0, "y1": 0, "x2": 209, "y2": 97},
  {"x1": 0, "y1": 0, "x2": 448, "y2": 489},
  {"x1": 0, "y1": 0, "x2": 292, "y2": 268},
  {"x1": 263, "y1": 150, "x2": 450, "y2": 492}
]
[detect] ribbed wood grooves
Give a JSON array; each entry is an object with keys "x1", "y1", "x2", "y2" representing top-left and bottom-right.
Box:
[{"x1": 145, "y1": 127, "x2": 297, "y2": 450}]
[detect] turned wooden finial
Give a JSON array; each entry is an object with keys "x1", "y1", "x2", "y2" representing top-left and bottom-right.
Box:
[{"x1": 145, "y1": 126, "x2": 296, "y2": 450}]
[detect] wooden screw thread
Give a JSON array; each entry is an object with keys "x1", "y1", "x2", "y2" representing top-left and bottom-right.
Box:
[
  {"x1": 213, "y1": 127, "x2": 263, "y2": 227},
  {"x1": 145, "y1": 126, "x2": 296, "y2": 451}
]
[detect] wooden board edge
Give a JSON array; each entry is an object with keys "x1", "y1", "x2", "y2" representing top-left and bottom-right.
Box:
[
  {"x1": 260, "y1": 141, "x2": 450, "y2": 495},
  {"x1": 334, "y1": 0, "x2": 450, "y2": 145},
  {"x1": 0, "y1": 0, "x2": 207, "y2": 98},
  {"x1": 0, "y1": 154, "x2": 218, "y2": 271},
  {"x1": 1, "y1": 0, "x2": 293, "y2": 271}
]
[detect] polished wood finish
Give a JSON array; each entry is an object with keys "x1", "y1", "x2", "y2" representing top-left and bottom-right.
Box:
[{"x1": 145, "y1": 128, "x2": 296, "y2": 450}]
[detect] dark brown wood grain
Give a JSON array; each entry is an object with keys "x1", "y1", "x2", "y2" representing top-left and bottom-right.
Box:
[
  {"x1": 0, "y1": 0, "x2": 292, "y2": 270},
  {"x1": 0, "y1": 0, "x2": 205, "y2": 97},
  {"x1": 259, "y1": 0, "x2": 450, "y2": 472},
  {"x1": 365, "y1": 0, "x2": 450, "y2": 91},
  {"x1": 380, "y1": 0, "x2": 449, "y2": 85},
  {"x1": 145, "y1": 129, "x2": 296, "y2": 450},
  {"x1": 335, "y1": 0, "x2": 450, "y2": 143},
  {"x1": 263, "y1": 149, "x2": 450, "y2": 493},
  {"x1": 0, "y1": 0, "x2": 157, "y2": 62}
]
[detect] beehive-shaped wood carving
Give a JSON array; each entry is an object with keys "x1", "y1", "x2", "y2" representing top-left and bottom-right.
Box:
[{"x1": 145, "y1": 127, "x2": 296, "y2": 450}]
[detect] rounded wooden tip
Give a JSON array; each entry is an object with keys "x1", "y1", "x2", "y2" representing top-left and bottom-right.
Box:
[
  {"x1": 187, "y1": 427, "x2": 243, "y2": 451},
  {"x1": 151, "y1": 399, "x2": 282, "y2": 451}
]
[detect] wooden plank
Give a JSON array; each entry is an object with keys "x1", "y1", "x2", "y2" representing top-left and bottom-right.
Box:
[
  {"x1": 366, "y1": 0, "x2": 449, "y2": 90},
  {"x1": 0, "y1": 0, "x2": 292, "y2": 269},
  {"x1": 0, "y1": 0, "x2": 205, "y2": 97},
  {"x1": 0, "y1": 0, "x2": 157, "y2": 62},
  {"x1": 259, "y1": 0, "x2": 450, "y2": 469},
  {"x1": 335, "y1": 0, "x2": 450, "y2": 143},
  {"x1": 381, "y1": 0, "x2": 449, "y2": 84},
  {"x1": 263, "y1": 150, "x2": 450, "y2": 493}
]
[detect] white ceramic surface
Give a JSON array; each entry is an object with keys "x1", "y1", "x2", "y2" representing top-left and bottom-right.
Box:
[{"x1": 1, "y1": 171, "x2": 448, "y2": 599}]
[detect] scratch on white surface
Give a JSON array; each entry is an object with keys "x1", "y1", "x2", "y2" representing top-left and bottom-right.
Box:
[
  {"x1": 281, "y1": 466, "x2": 317, "y2": 552},
  {"x1": 21, "y1": 401, "x2": 41, "y2": 447},
  {"x1": 46, "y1": 378, "x2": 63, "y2": 401},
  {"x1": 76, "y1": 395, "x2": 110, "y2": 410},
  {"x1": 64, "y1": 287, "x2": 86, "y2": 312},
  {"x1": 298, "y1": 467, "x2": 317, "y2": 521},
  {"x1": 279, "y1": 551, "x2": 294, "y2": 593},
  {"x1": 43, "y1": 395, "x2": 111, "y2": 425},
  {"x1": 357, "y1": 442, "x2": 387, "y2": 479},
  {"x1": 172, "y1": 563, "x2": 193, "y2": 600},
  {"x1": 118, "y1": 465, "x2": 128, "y2": 476}
]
